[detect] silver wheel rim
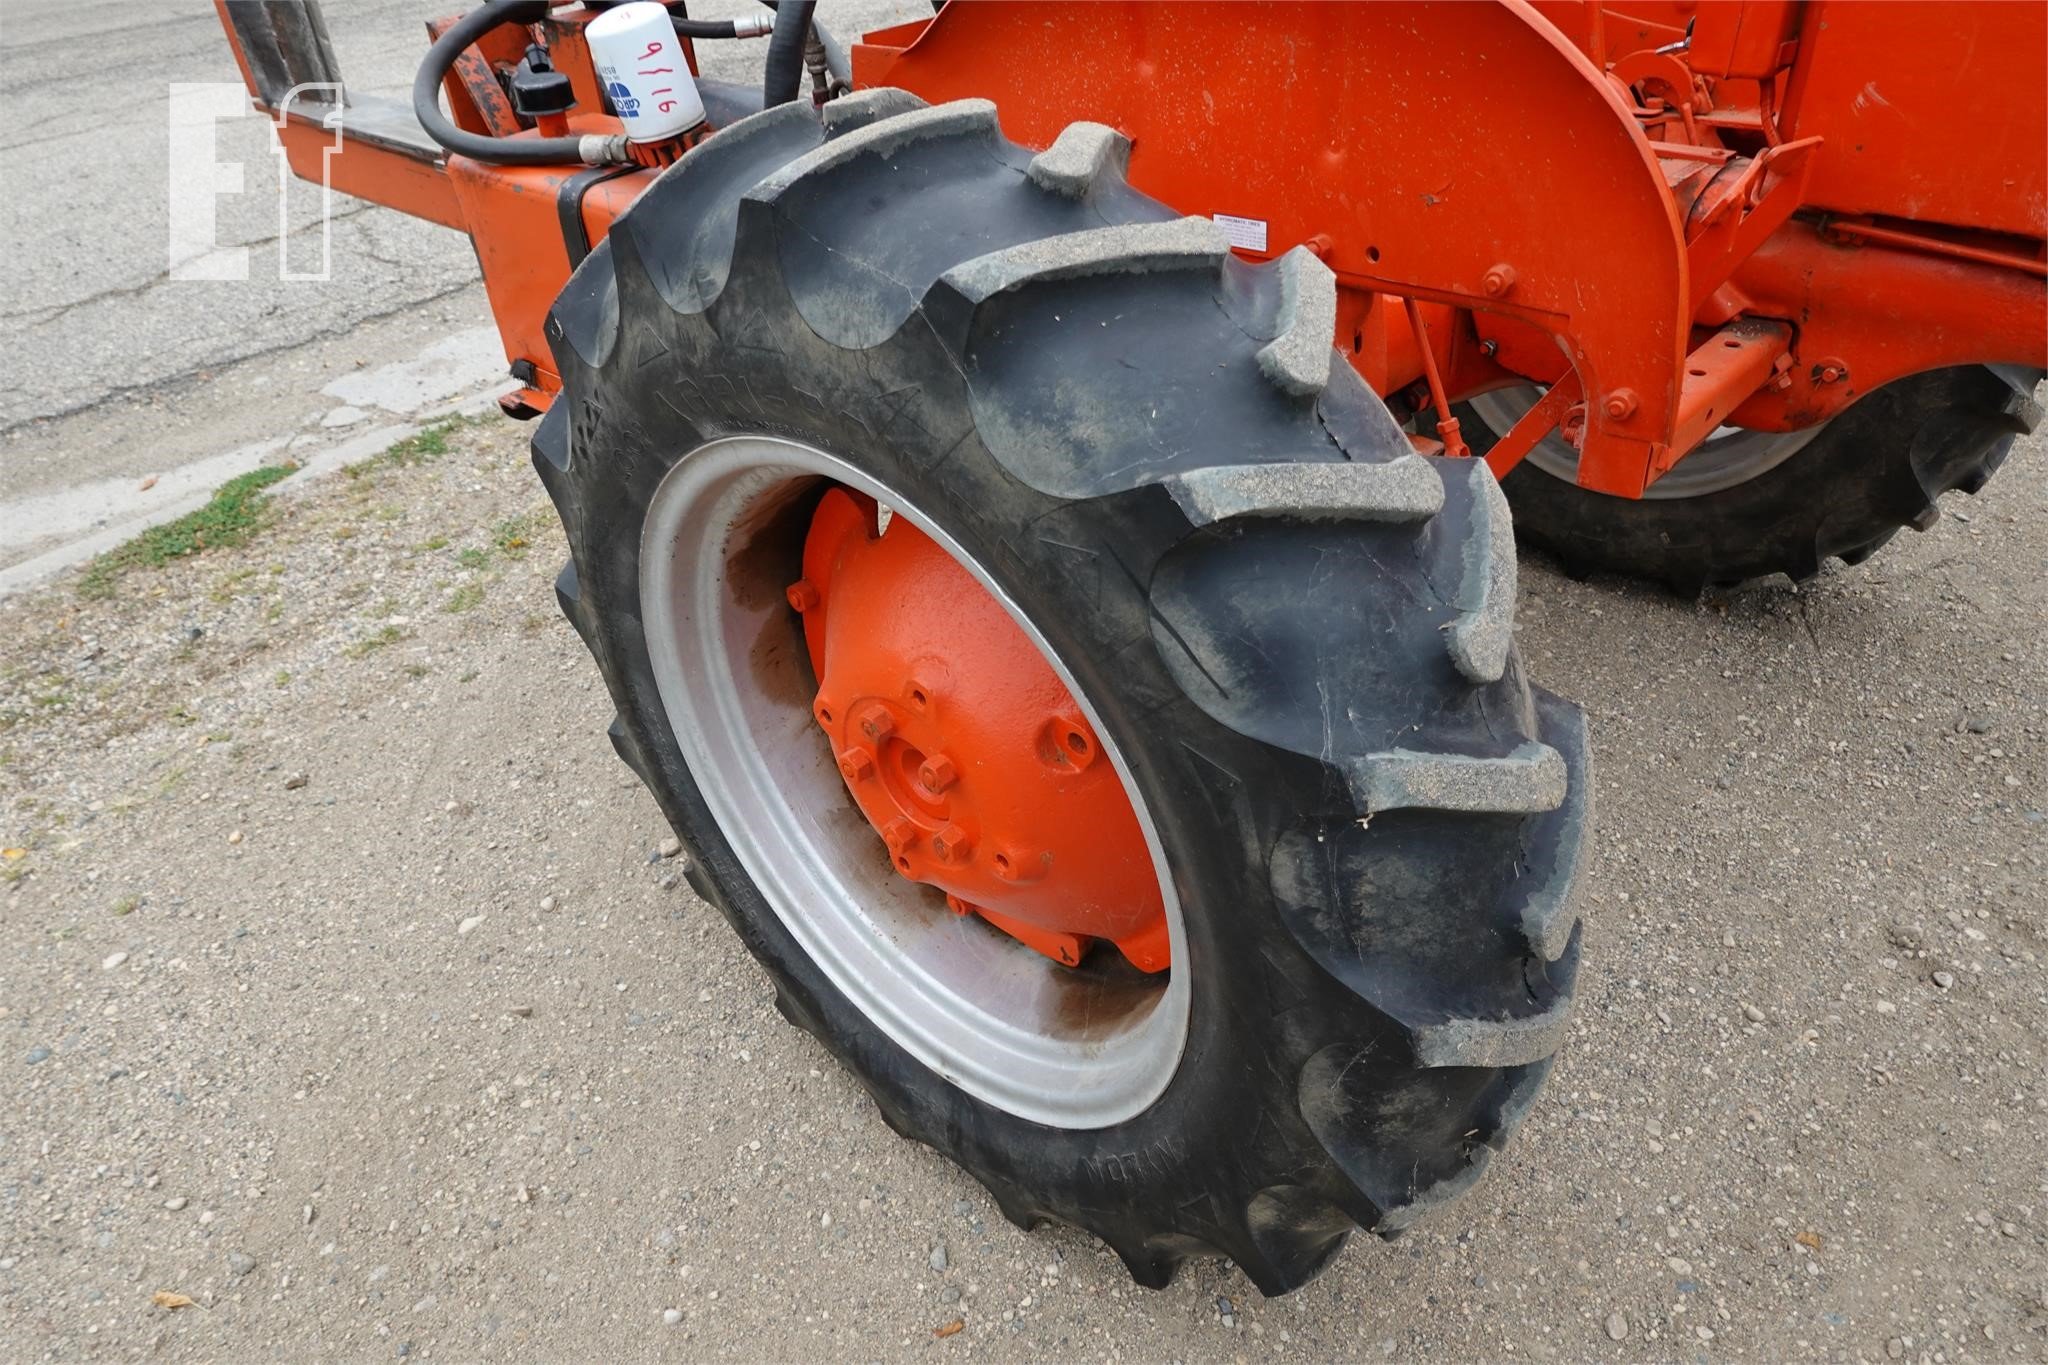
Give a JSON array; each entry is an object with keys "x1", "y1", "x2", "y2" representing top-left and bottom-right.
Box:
[
  {"x1": 1468, "y1": 385, "x2": 1828, "y2": 498},
  {"x1": 638, "y1": 435, "x2": 1190, "y2": 1129}
]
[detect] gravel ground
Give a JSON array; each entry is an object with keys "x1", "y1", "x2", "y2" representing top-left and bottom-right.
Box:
[{"x1": 1, "y1": 414, "x2": 2042, "y2": 1362}]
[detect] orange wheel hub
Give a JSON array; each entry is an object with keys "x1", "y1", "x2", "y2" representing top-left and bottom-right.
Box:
[{"x1": 788, "y1": 488, "x2": 1169, "y2": 973}]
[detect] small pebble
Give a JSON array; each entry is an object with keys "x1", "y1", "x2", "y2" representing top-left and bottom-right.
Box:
[
  {"x1": 227, "y1": 1250, "x2": 257, "y2": 1278},
  {"x1": 508, "y1": 1005, "x2": 533, "y2": 1018},
  {"x1": 24, "y1": 1046, "x2": 50, "y2": 1065},
  {"x1": 458, "y1": 914, "x2": 485, "y2": 936},
  {"x1": 1666, "y1": 1257, "x2": 1692, "y2": 1276},
  {"x1": 1873, "y1": 999, "x2": 1897, "y2": 1015},
  {"x1": 101, "y1": 952, "x2": 128, "y2": 971},
  {"x1": 226, "y1": 829, "x2": 244, "y2": 845},
  {"x1": 929, "y1": 1243, "x2": 949, "y2": 1272},
  {"x1": 164, "y1": 1197, "x2": 189, "y2": 1212},
  {"x1": 1740, "y1": 1003, "x2": 1765, "y2": 1023},
  {"x1": 658, "y1": 836, "x2": 683, "y2": 859},
  {"x1": 283, "y1": 773, "x2": 309, "y2": 790},
  {"x1": 1932, "y1": 971, "x2": 1955, "y2": 990},
  {"x1": 539, "y1": 896, "x2": 557, "y2": 912},
  {"x1": 662, "y1": 1308, "x2": 682, "y2": 1326},
  {"x1": 1605, "y1": 1311, "x2": 1629, "y2": 1342}
]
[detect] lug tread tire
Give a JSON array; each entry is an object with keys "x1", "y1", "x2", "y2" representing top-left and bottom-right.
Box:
[
  {"x1": 1478, "y1": 367, "x2": 2043, "y2": 593},
  {"x1": 537, "y1": 91, "x2": 1589, "y2": 1295}
]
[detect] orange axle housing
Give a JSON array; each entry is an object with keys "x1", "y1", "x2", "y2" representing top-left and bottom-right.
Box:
[{"x1": 790, "y1": 489, "x2": 1170, "y2": 973}]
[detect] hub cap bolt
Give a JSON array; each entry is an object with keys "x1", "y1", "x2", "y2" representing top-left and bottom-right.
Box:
[
  {"x1": 918, "y1": 753, "x2": 958, "y2": 794},
  {"x1": 854, "y1": 702, "x2": 895, "y2": 742},
  {"x1": 881, "y1": 819, "x2": 916, "y2": 856},
  {"x1": 838, "y1": 746, "x2": 876, "y2": 782},
  {"x1": 932, "y1": 823, "x2": 972, "y2": 863}
]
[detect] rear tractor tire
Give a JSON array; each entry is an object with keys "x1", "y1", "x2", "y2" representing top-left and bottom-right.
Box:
[
  {"x1": 1463, "y1": 367, "x2": 2043, "y2": 594},
  {"x1": 535, "y1": 90, "x2": 1591, "y2": 1294}
]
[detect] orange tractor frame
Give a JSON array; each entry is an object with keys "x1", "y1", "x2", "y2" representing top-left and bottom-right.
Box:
[{"x1": 225, "y1": 0, "x2": 2046, "y2": 497}]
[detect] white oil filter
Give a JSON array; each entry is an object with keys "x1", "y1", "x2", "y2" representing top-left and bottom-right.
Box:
[{"x1": 586, "y1": 2, "x2": 705, "y2": 142}]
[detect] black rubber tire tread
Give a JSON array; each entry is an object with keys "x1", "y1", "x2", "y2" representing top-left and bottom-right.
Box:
[
  {"x1": 536, "y1": 92, "x2": 1589, "y2": 1295},
  {"x1": 1469, "y1": 366, "x2": 2042, "y2": 594}
]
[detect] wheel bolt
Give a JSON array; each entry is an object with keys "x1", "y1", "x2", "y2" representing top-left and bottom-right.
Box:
[
  {"x1": 854, "y1": 702, "x2": 895, "y2": 742},
  {"x1": 785, "y1": 579, "x2": 820, "y2": 612},
  {"x1": 838, "y1": 746, "x2": 875, "y2": 782},
  {"x1": 931, "y1": 823, "x2": 972, "y2": 863},
  {"x1": 881, "y1": 819, "x2": 916, "y2": 856},
  {"x1": 918, "y1": 752, "x2": 958, "y2": 794}
]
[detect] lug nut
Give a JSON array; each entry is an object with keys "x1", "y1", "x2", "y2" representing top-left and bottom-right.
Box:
[
  {"x1": 881, "y1": 819, "x2": 916, "y2": 856},
  {"x1": 784, "y1": 578, "x2": 820, "y2": 612},
  {"x1": 931, "y1": 823, "x2": 972, "y2": 863},
  {"x1": 854, "y1": 702, "x2": 895, "y2": 742},
  {"x1": 917, "y1": 753, "x2": 958, "y2": 794},
  {"x1": 838, "y1": 746, "x2": 875, "y2": 782},
  {"x1": 1603, "y1": 388, "x2": 1639, "y2": 421}
]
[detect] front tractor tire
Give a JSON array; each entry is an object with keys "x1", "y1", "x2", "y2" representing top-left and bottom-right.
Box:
[{"x1": 535, "y1": 91, "x2": 1590, "y2": 1294}]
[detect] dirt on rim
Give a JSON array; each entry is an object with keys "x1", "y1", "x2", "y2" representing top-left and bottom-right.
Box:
[{"x1": 1, "y1": 414, "x2": 2042, "y2": 1361}]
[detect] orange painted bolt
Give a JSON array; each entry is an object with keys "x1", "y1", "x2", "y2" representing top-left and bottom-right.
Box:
[
  {"x1": 1815, "y1": 357, "x2": 1849, "y2": 384},
  {"x1": 918, "y1": 752, "x2": 958, "y2": 794},
  {"x1": 838, "y1": 746, "x2": 876, "y2": 782},
  {"x1": 1604, "y1": 388, "x2": 1639, "y2": 420},
  {"x1": 1481, "y1": 262, "x2": 1517, "y2": 297},
  {"x1": 881, "y1": 818, "x2": 916, "y2": 855},
  {"x1": 932, "y1": 823, "x2": 972, "y2": 863},
  {"x1": 854, "y1": 701, "x2": 895, "y2": 742},
  {"x1": 785, "y1": 579, "x2": 820, "y2": 612}
]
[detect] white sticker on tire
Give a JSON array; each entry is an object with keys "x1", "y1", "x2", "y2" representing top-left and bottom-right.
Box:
[{"x1": 1213, "y1": 214, "x2": 1269, "y2": 253}]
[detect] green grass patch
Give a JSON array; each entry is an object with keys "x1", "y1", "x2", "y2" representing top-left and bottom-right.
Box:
[
  {"x1": 455, "y1": 547, "x2": 491, "y2": 571},
  {"x1": 346, "y1": 625, "x2": 407, "y2": 659},
  {"x1": 349, "y1": 412, "x2": 490, "y2": 479},
  {"x1": 492, "y1": 510, "x2": 550, "y2": 560},
  {"x1": 79, "y1": 464, "x2": 295, "y2": 598},
  {"x1": 444, "y1": 582, "x2": 486, "y2": 614}
]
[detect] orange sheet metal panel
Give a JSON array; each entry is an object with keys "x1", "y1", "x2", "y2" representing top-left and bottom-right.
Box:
[
  {"x1": 857, "y1": 0, "x2": 1693, "y2": 496},
  {"x1": 1782, "y1": 1, "x2": 2048, "y2": 237}
]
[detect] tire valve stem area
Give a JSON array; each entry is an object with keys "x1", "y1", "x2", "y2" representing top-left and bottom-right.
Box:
[{"x1": 788, "y1": 487, "x2": 1171, "y2": 975}]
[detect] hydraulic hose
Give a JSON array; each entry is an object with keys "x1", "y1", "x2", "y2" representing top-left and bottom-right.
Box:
[
  {"x1": 412, "y1": 0, "x2": 609, "y2": 165},
  {"x1": 763, "y1": 0, "x2": 817, "y2": 108},
  {"x1": 672, "y1": 14, "x2": 775, "y2": 39}
]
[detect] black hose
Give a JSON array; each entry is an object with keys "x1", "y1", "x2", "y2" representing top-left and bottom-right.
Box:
[
  {"x1": 412, "y1": 0, "x2": 596, "y2": 165},
  {"x1": 763, "y1": 0, "x2": 816, "y2": 107},
  {"x1": 671, "y1": 17, "x2": 748, "y2": 38}
]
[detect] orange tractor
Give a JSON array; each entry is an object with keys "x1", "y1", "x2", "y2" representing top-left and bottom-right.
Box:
[{"x1": 217, "y1": 0, "x2": 2045, "y2": 1292}]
